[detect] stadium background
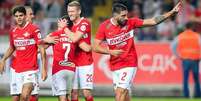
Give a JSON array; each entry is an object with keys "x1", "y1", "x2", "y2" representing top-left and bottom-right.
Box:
[{"x1": 0, "y1": 0, "x2": 201, "y2": 100}]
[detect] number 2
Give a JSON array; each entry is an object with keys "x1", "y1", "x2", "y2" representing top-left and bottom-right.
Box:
[
  {"x1": 63, "y1": 43, "x2": 70, "y2": 61},
  {"x1": 121, "y1": 72, "x2": 127, "y2": 81}
]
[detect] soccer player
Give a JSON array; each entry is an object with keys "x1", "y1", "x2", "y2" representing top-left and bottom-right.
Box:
[
  {"x1": 0, "y1": 6, "x2": 47, "y2": 101},
  {"x1": 93, "y1": 2, "x2": 181, "y2": 101},
  {"x1": 45, "y1": 17, "x2": 77, "y2": 101},
  {"x1": 61, "y1": 1, "x2": 94, "y2": 101},
  {"x1": 25, "y1": 6, "x2": 38, "y2": 101}
]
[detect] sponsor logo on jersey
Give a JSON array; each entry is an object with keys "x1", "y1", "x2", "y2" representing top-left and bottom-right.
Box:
[
  {"x1": 59, "y1": 60, "x2": 75, "y2": 67},
  {"x1": 106, "y1": 30, "x2": 134, "y2": 45},
  {"x1": 14, "y1": 39, "x2": 36, "y2": 46}
]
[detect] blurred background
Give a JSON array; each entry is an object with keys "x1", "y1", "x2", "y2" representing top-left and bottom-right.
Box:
[{"x1": 0, "y1": 0, "x2": 201, "y2": 98}]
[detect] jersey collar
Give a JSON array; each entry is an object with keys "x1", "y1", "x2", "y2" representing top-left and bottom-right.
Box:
[{"x1": 75, "y1": 17, "x2": 84, "y2": 26}]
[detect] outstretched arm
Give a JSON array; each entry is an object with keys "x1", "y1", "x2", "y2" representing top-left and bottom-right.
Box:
[{"x1": 141, "y1": 1, "x2": 181, "y2": 27}]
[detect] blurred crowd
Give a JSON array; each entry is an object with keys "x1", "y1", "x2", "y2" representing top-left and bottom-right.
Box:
[
  {"x1": 0, "y1": 0, "x2": 201, "y2": 41},
  {"x1": 124, "y1": 0, "x2": 201, "y2": 41}
]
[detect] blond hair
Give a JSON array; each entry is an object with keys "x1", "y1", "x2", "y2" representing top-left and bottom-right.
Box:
[{"x1": 68, "y1": 1, "x2": 81, "y2": 10}]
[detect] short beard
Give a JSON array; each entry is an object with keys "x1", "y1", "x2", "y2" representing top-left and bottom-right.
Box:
[{"x1": 117, "y1": 19, "x2": 127, "y2": 27}]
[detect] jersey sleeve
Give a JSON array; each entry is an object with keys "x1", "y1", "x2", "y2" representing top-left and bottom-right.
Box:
[
  {"x1": 33, "y1": 27, "x2": 42, "y2": 45},
  {"x1": 77, "y1": 21, "x2": 91, "y2": 45},
  {"x1": 95, "y1": 23, "x2": 106, "y2": 40},
  {"x1": 77, "y1": 22, "x2": 90, "y2": 35},
  {"x1": 9, "y1": 30, "x2": 14, "y2": 48},
  {"x1": 130, "y1": 17, "x2": 143, "y2": 28}
]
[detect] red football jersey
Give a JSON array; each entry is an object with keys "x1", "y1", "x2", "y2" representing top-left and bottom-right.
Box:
[
  {"x1": 51, "y1": 29, "x2": 77, "y2": 74},
  {"x1": 71, "y1": 17, "x2": 93, "y2": 66},
  {"x1": 9, "y1": 22, "x2": 42, "y2": 73},
  {"x1": 95, "y1": 18, "x2": 143, "y2": 71}
]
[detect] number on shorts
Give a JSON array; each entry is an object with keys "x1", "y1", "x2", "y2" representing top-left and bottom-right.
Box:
[
  {"x1": 86, "y1": 74, "x2": 93, "y2": 82},
  {"x1": 121, "y1": 72, "x2": 127, "y2": 81},
  {"x1": 63, "y1": 43, "x2": 70, "y2": 61}
]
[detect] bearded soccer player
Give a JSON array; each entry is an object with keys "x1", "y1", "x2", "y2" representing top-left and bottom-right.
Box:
[
  {"x1": 61, "y1": 1, "x2": 94, "y2": 101},
  {"x1": 94, "y1": 2, "x2": 181, "y2": 101},
  {"x1": 0, "y1": 6, "x2": 47, "y2": 101}
]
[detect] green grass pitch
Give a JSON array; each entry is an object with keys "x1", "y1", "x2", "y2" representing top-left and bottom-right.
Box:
[{"x1": 1, "y1": 97, "x2": 201, "y2": 101}]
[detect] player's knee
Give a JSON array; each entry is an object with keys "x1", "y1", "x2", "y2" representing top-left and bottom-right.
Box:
[
  {"x1": 83, "y1": 89, "x2": 92, "y2": 97},
  {"x1": 116, "y1": 87, "x2": 128, "y2": 95},
  {"x1": 20, "y1": 94, "x2": 29, "y2": 101}
]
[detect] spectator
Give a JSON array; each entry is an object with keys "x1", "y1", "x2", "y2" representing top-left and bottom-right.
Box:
[
  {"x1": 171, "y1": 22, "x2": 201, "y2": 98},
  {"x1": 45, "y1": 0, "x2": 61, "y2": 18},
  {"x1": 190, "y1": 0, "x2": 201, "y2": 33},
  {"x1": 143, "y1": 0, "x2": 161, "y2": 18},
  {"x1": 176, "y1": 0, "x2": 195, "y2": 29},
  {"x1": 79, "y1": 0, "x2": 94, "y2": 18},
  {"x1": 0, "y1": 0, "x2": 14, "y2": 35},
  {"x1": 157, "y1": 18, "x2": 176, "y2": 40}
]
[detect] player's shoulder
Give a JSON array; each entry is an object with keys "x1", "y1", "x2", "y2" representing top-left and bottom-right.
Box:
[
  {"x1": 10, "y1": 26, "x2": 17, "y2": 33},
  {"x1": 99, "y1": 19, "x2": 111, "y2": 29},
  {"x1": 29, "y1": 23, "x2": 39, "y2": 29},
  {"x1": 80, "y1": 17, "x2": 90, "y2": 25}
]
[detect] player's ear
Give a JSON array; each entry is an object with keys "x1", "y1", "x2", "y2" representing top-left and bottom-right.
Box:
[{"x1": 78, "y1": 9, "x2": 81, "y2": 15}]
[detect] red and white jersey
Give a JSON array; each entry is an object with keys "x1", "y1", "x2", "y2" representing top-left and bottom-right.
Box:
[
  {"x1": 95, "y1": 18, "x2": 143, "y2": 71},
  {"x1": 9, "y1": 22, "x2": 42, "y2": 73},
  {"x1": 71, "y1": 17, "x2": 93, "y2": 66},
  {"x1": 51, "y1": 29, "x2": 77, "y2": 74}
]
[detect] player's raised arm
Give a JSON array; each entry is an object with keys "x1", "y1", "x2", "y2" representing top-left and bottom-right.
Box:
[{"x1": 141, "y1": 1, "x2": 181, "y2": 27}]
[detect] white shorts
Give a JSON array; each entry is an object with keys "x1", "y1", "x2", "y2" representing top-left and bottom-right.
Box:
[
  {"x1": 10, "y1": 68, "x2": 39, "y2": 95},
  {"x1": 52, "y1": 70, "x2": 74, "y2": 96},
  {"x1": 112, "y1": 67, "x2": 137, "y2": 90},
  {"x1": 73, "y1": 64, "x2": 94, "y2": 89}
]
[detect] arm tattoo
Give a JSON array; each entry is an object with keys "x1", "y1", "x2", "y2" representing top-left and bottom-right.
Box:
[{"x1": 154, "y1": 15, "x2": 166, "y2": 24}]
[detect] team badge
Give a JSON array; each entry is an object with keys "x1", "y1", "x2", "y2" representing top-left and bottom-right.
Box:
[
  {"x1": 23, "y1": 32, "x2": 30, "y2": 37},
  {"x1": 80, "y1": 25, "x2": 86, "y2": 31}
]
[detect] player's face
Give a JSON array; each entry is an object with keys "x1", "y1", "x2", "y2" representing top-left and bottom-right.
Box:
[
  {"x1": 26, "y1": 8, "x2": 34, "y2": 22},
  {"x1": 14, "y1": 11, "x2": 26, "y2": 26},
  {"x1": 116, "y1": 10, "x2": 128, "y2": 26},
  {"x1": 67, "y1": 6, "x2": 81, "y2": 22}
]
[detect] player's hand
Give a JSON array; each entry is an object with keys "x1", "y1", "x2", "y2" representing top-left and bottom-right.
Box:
[
  {"x1": 109, "y1": 49, "x2": 124, "y2": 57},
  {"x1": 0, "y1": 60, "x2": 5, "y2": 74},
  {"x1": 58, "y1": 18, "x2": 67, "y2": 29},
  {"x1": 171, "y1": 0, "x2": 182, "y2": 14},
  {"x1": 43, "y1": 35, "x2": 59, "y2": 44},
  {"x1": 41, "y1": 68, "x2": 47, "y2": 81}
]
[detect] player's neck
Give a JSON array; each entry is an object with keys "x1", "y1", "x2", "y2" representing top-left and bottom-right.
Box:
[
  {"x1": 73, "y1": 16, "x2": 81, "y2": 25},
  {"x1": 111, "y1": 18, "x2": 118, "y2": 26}
]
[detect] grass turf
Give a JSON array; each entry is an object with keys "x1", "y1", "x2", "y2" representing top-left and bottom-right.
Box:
[{"x1": 0, "y1": 97, "x2": 201, "y2": 101}]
